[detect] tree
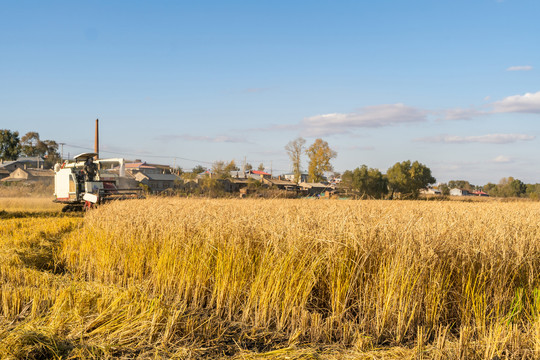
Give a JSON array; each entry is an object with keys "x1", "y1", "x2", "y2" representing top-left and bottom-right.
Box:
[
  {"x1": 0, "y1": 129, "x2": 21, "y2": 161},
  {"x1": 437, "y1": 183, "x2": 450, "y2": 196},
  {"x1": 192, "y1": 165, "x2": 206, "y2": 174},
  {"x1": 211, "y1": 160, "x2": 238, "y2": 179},
  {"x1": 19, "y1": 132, "x2": 60, "y2": 167},
  {"x1": 306, "y1": 138, "x2": 337, "y2": 183},
  {"x1": 526, "y1": 183, "x2": 540, "y2": 200},
  {"x1": 509, "y1": 178, "x2": 526, "y2": 197},
  {"x1": 386, "y1": 160, "x2": 436, "y2": 199},
  {"x1": 285, "y1": 137, "x2": 306, "y2": 183},
  {"x1": 212, "y1": 161, "x2": 227, "y2": 178},
  {"x1": 244, "y1": 163, "x2": 253, "y2": 171},
  {"x1": 41, "y1": 140, "x2": 60, "y2": 167},
  {"x1": 224, "y1": 160, "x2": 239, "y2": 172},
  {"x1": 257, "y1": 163, "x2": 265, "y2": 172},
  {"x1": 20, "y1": 131, "x2": 40, "y2": 157},
  {"x1": 448, "y1": 180, "x2": 474, "y2": 191},
  {"x1": 341, "y1": 165, "x2": 388, "y2": 199},
  {"x1": 173, "y1": 166, "x2": 183, "y2": 176}
]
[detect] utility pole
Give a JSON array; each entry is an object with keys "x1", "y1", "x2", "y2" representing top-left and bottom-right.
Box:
[{"x1": 58, "y1": 143, "x2": 65, "y2": 162}]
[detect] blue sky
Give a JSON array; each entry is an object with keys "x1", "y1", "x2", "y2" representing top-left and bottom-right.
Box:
[{"x1": 1, "y1": 0, "x2": 539, "y2": 184}]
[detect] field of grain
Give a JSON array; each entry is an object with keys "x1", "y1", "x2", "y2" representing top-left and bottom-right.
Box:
[{"x1": 2, "y1": 198, "x2": 540, "y2": 359}]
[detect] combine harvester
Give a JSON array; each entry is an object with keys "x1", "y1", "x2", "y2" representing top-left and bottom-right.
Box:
[{"x1": 53, "y1": 152, "x2": 143, "y2": 212}]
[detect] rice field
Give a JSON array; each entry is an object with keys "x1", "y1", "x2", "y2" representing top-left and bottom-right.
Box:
[{"x1": 2, "y1": 198, "x2": 540, "y2": 359}]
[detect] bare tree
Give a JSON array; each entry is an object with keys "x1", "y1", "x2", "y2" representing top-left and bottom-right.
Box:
[{"x1": 285, "y1": 137, "x2": 306, "y2": 183}]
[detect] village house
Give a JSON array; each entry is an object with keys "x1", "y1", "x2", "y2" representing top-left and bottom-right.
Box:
[
  {"x1": 124, "y1": 162, "x2": 164, "y2": 176},
  {"x1": 420, "y1": 187, "x2": 442, "y2": 195},
  {"x1": 281, "y1": 172, "x2": 309, "y2": 183},
  {"x1": 0, "y1": 156, "x2": 46, "y2": 172},
  {"x1": 246, "y1": 170, "x2": 272, "y2": 180},
  {"x1": 0, "y1": 169, "x2": 9, "y2": 180},
  {"x1": 450, "y1": 188, "x2": 472, "y2": 196},
  {"x1": 134, "y1": 172, "x2": 181, "y2": 193},
  {"x1": 298, "y1": 182, "x2": 333, "y2": 196},
  {"x1": 1, "y1": 168, "x2": 54, "y2": 184},
  {"x1": 262, "y1": 177, "x2": 298, "y2": 191}
]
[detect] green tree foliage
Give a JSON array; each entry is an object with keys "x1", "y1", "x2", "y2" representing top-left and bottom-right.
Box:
[
  {"x1": 212, "y1": 160, "x2": 238, "y2": 179},
  {"x1": 20, "y1": 132, "x2": 41, "y2": 156},
  {"x1": 211, "y1": 161, "x2": 226, "y2": 178},
  {"x1": 257, "y1": 163, "x2": 265, "y2": 172},
  {"x1": 448, "y1": 180, "x2": 474, "y2": 191},
  {"x1": 526, "y1": 184, "x2": 540, "y2": 200},
  {"x1": 437, "y1": 183, "x2": 450, "y2": 195},
  {"x1": 306, "y1": 138, "x2": 337, "y2": 183},
  {"x1": 386, "y1": 160, "x2": 436, "y2": 199},
  {"x1": 285, "y1": 137, "x2": 306, "y2": 183},
  {"x1": 224, "y1": 160, "x2": 239, "y2": 173},
  {"x1": 244, "y1": 163, "x2": 253, "y2": 171},
  {"x1": 341, "y1": 165, "x2": 388, "y2": 199},
  {"x1": 20, "y1": 132, "x2": 59, "y2": 167},
  {"x1": 0, "y1": 129, "x2": 21, "y2": 161},
  {"x1": 485, "y1": 177, "x2": 527, "y2": 197},
  {"x1": 192, "y1": 165, "x2": 206, "y2": 174}
]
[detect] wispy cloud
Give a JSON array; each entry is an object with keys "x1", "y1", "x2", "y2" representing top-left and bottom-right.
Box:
[
  {"x1": 156, "y1": 134, "x2": 249, "y2": 143},
  {"x1": 440, "y1": 107, "x2": 488, "y2": 121},
  {"x1": 415, "y1": 133, "x2": 535, "y2": 144},
  {"x1": 492, "y1": 91, "x2": 540, "y2": 113},
  {"x1": 493, "y1": 155, "x2": 512, "y2": 163},
  {"x1": 300, "y1": 103, "x2": 427, "y2": 136},
  {"x1": 506, "y1": 65, "x2": 533, "y2": 71}
]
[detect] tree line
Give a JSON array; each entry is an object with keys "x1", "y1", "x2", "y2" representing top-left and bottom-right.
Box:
[
  {"x1": 0, "y1": 129, "x2": 60, "y2": 167},
  {"x1": 437, "y1": 178, "x2": 540, "y2": 199},
  {"x1": 2, "y1": 128, "x2": 538, "y2": 199},
  {"x1": 285, "y1": 137, "x2": 436, "y2": 199}
]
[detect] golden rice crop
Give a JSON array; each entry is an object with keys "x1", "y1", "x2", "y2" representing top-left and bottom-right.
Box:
[
  {"x1": 3, "y1": 198, "x2": 540, "y2": 359},
  {"x1": 0, "y1": 197, "x2": 63, "y2": 212},
  {"x1": 58, "y1": 198, "x2": 540, "y2": 358}
]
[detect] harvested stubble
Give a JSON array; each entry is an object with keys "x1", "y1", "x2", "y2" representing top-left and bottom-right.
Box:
[{"x1": 56, "y1": 198, "x2": 540, "y2": 358}]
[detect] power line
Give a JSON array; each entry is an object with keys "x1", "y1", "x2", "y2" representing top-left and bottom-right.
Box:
[{"x1": 62, "y1": 142, "x2": 292, "y2": 172}]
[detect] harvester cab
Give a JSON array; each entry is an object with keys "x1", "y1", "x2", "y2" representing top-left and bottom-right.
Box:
[{"x1": 54, "y1": 152, "x2": 143, "y2": 211}]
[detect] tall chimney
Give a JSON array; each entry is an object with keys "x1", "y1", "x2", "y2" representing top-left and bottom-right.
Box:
[{"x1": 94, "y1": 119, "x2": 99, "y2": 159}]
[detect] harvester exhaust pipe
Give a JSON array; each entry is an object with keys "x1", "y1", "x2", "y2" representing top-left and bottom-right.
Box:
[{"x1": 94, "y1": 119, "x2": 99, "y2": 160}]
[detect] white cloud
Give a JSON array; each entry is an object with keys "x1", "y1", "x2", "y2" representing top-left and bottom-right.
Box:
[
  {"x1": 441, "y1": 107, "x2": 487, "y2": 120},
  {"x1": 492, "y1": 91, "x2": 540, "y2": 113},
  {"x1": 301, "y1": 103, "x2": 427, "y2": 136},
  {"x1": 415, "y1": 133, "x2": 535, "y2": 144},
  {"x1": 493, "y1": 155, "x2": 512, "y2": 163},
  {"x1": 506, "y1": 65, "x2": 533, "y2": 71}
]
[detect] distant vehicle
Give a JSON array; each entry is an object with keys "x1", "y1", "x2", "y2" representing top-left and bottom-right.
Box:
[{"x1": 53, "y1": 152, "x2": 143, "y2": 212}]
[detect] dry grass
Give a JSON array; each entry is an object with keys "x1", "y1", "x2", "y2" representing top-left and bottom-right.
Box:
[{"x1": 2, "y1": 198, "x2": 540, "y2": 358}]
